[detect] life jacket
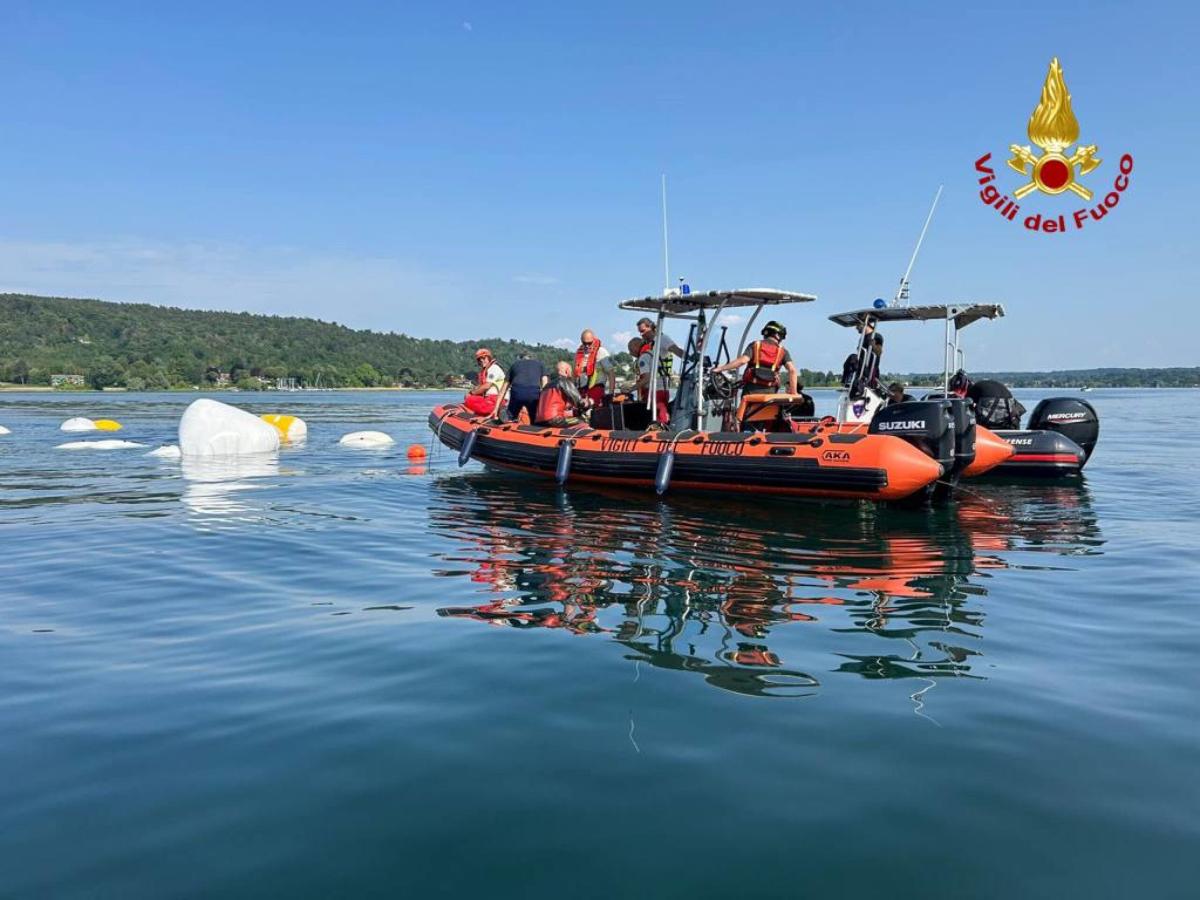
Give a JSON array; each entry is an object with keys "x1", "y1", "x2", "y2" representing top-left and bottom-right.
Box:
[
  {"x1": 742, "y1": 340, "x2": 785, "y2": 389},
  {"x1": 574, "y1": 340, "x2": 602, "y2": 389},
  {"x1": 638, "y1": 340, "x2": 673, "y2": 380},
  {"x1": 536, "y1": 384, "x2": 569, "y2": 423}
]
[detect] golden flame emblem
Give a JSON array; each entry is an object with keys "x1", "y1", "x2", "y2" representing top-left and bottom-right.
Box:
[{"x1": 1007, "y1": 58, "x2": 1101, "y2": 200}]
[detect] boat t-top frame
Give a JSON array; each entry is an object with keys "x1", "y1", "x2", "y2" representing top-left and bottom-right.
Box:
[
  {"x1": 828, "y1": 302, "x2": 1005, "y2": 396},
  {"x1": 619, "y1": 288, "x2": 816, "y2": 428}
]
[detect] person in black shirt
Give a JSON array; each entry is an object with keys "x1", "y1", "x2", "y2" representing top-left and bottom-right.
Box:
[
  {"x1": 887, "y1": 382, "x2": 914, "y2": 405},
  {"x1": 506, "y1": 353, "x2": 547, "y2": 423}
]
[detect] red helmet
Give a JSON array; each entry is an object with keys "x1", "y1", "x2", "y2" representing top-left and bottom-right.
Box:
[{"x1": 474, "y1": 348, "x2": 493, "y2": 361}]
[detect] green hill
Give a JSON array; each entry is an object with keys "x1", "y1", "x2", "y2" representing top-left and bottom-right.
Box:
[
  {"x1": 0, "y1": 293, "x2": 574, "y2": 389},
  {"x1": 2, "y1": 293, "x2": 1195, "y2": 391}
]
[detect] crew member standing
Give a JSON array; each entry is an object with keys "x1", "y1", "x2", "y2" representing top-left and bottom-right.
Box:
[
  {"x1": 633, "y1": 318, "x2": 683, "y2": 425},
  {"x1": 463, "y1": 347, "x2": 506, "y2": 418},
  {"x1": 506, "y1": 352, "x2": 547, "y2": 424},
  {"x1": 711, "y1": 321, "x2": 800, "y2": 394},
  {"x1": 574, "y1": 329, "x2": 615, "y2": 407}
]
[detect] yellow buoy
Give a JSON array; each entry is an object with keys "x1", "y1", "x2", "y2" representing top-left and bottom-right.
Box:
[
  {"x1": 260, "y1": 413, "x2": 308, "y2": 442},
  {"x1": 93, "y1": 419, "x2": 123, "y2": 432}
]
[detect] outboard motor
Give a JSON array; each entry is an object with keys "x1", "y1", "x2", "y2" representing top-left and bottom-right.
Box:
[
  {"x1": 1027, "y1": 398, "x2": 1100, "y2": 461},
  {"x1": 869, "y1": 399, "x2": 956, "y2": 501},
  {"x1": 946, "y1": 398, "x2": 977, "y2": 477}
]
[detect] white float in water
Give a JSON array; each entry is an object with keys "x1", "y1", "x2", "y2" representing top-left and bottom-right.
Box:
[
  {"x1": 60, "y1": 417, "x2": 97, "y2": 432},
  {"x1": 339, "y1": 430, "x2": 395, "y2": 448},
  {"x1": 146, "y1": 444, "x2": 182, "y2": 459},
  {"x1": 179, "y1": 399, "x2": 280, "y2": 457},
  {"x1": 56, "y1": 440, "x2": 146, "y2": 450},
  {"x1": 0, "y1": 425, "x2": 10, "y2": 435},
  {"x1": 261, "y1": 413, "x2": 308, "y2": 442}
]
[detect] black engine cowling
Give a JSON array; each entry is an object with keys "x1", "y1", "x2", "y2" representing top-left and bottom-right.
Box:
[
  {"x1": 1027, "y1": 398, "x2": 1100, "y2": 461},
  {"x1": 946, "y1": 398, "x2": 977, "y2": 476},
  {"x1": 869, "y1": 400, "x2": 956, "y2": 476}
]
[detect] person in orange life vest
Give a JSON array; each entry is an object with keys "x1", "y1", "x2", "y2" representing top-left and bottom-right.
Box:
[
  {"x1": 535, "y1": 361, "x2": 591, "y2": 426},
  {"x1": 629, "y1": 337, "x2": 671, "y2": 425},
  {"x1": 710, "y1": 321, "x2": 799, "y2": 393},
  {"x1": 634, "y1": 317, "x2": 685, "y2": 424},
  {"x1": 574, "y1": 329, "x2": 615, "y2": 407},
  {"x1": 463, "y1": 347, "x2": 506, "y2": 417}
]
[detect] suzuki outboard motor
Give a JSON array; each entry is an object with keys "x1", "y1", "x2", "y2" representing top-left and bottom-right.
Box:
[
  {"x1": 1027, "y1": 398, "x2": 1100, "y2": 461},
  {"x1": 946, "y1": 398, "x2": 977, "y2": 477},
  {"x1": 870, "y1": 399, "x2": 956, "y2": 502}
]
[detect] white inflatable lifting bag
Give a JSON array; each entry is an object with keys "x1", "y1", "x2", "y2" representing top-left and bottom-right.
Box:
[{"x1": 179, "y1": 399, "x2": 280, "y2": 457}]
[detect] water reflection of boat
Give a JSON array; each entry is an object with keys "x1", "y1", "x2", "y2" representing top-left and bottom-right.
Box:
[{"x1": 429, "y1": 476, "x2": 1101, "y2": 699}]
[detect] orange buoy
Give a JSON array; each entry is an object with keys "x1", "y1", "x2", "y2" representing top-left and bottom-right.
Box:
[{"x1": 407, "y1": 444, "x2": 427, "y2": 461}]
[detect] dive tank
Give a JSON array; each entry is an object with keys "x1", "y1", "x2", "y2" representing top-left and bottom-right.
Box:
[{"x1": 1027, "y1": 398, "x2": 1100, "y2": 461}]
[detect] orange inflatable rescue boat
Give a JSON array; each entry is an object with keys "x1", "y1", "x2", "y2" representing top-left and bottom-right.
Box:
[{"x1": 431, "y1": 289, "x2": 981, "y2": 504}]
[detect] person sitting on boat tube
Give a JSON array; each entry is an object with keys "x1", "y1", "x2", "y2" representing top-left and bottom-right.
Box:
[
  {"x1": 535, "y1": 361, "x2": 591, "y2": 427},
  {"x1": 709, "y1": 321, "x2": 800, "y2": 394},
  {"x1": 463, "y1": 348, "x2": 506, "y2": 418},
  {"x1": 574, "y1": 329, "x2": 615, "y2": 408}
]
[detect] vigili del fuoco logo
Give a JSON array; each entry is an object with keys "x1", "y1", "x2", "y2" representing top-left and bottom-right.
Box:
[{"x1": 974, "y1": 58, "x2": 1133, "y2": 233}]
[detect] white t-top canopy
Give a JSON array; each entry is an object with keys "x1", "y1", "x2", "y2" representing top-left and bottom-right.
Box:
[
  {"x1": 620, "y1": 288, "x2": 817, "y2": 315},
  {"x1": 828, "y1": 303, "x2": 1005, "y2": 331}
]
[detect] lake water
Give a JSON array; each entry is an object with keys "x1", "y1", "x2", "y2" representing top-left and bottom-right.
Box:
[{"x1": 1, "y1": 388, "x2": 1197, "y2": 898}]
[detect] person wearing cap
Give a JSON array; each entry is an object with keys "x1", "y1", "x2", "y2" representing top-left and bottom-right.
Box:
[
  {"x1": 710, "y1": 321, "x2": 799, "y2": 393},
  {"x1": 887, "y1": 382, "x2": 914, "y2": 405},
  {"x1": 463, "y1": 347, "x2": 506, "y2": 417}
]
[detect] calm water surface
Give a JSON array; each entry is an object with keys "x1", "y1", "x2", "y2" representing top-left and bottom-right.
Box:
[{"x1": 1, "y1": 389, "x2": 1197, "y2": 897}]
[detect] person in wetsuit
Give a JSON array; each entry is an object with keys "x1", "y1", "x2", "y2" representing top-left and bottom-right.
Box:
[{"x1": 535, "y1": 361, "x2": 591, "y2": 426}]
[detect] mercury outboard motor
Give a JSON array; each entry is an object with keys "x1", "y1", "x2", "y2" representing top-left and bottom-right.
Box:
[
  {"x1": 1027, "y1": 398, "x2": 1100, "y2": 461},
  {"x1": 870, "y1": 399, "x2": 956, "y2": 502}
]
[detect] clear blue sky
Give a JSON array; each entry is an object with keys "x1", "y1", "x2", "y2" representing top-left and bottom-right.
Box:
[{"x1": 2, "y1": 1, "x2": 1196, "y2": 372}]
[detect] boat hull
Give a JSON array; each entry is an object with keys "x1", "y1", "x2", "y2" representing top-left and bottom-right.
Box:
[
  {"x1": 981, "y1": 429, "x2": 1087, "y2": 478},
  {"x1": 429, "y1": 406, "x2": 944, "y2": 502}
]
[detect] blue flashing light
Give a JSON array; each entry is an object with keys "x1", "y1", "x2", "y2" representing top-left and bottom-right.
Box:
[{"x1": 872, "y1": 298, "x2": 887, "y2": 309}]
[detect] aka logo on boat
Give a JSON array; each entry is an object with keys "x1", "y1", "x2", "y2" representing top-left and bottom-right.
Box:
[{"x1": 973, "y1": 57, "x2": 1133, "y2": 235}]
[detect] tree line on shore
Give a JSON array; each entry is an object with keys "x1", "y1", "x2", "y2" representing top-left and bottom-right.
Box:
[{"x1": 1, "y1": 294, "x2": 1195, "y2": 390}]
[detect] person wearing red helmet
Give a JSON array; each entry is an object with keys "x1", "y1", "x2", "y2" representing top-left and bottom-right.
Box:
[{"x1": 463, "y1": 347, "x2": 506, "y2": 417}]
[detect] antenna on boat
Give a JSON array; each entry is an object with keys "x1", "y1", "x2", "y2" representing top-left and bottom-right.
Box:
[
  {"x1": 892, "y1": 184, "x2": 943, "y2": 307},
  {"x1": 661, "y1": 174, "x2": 671, "y2": 295}
]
